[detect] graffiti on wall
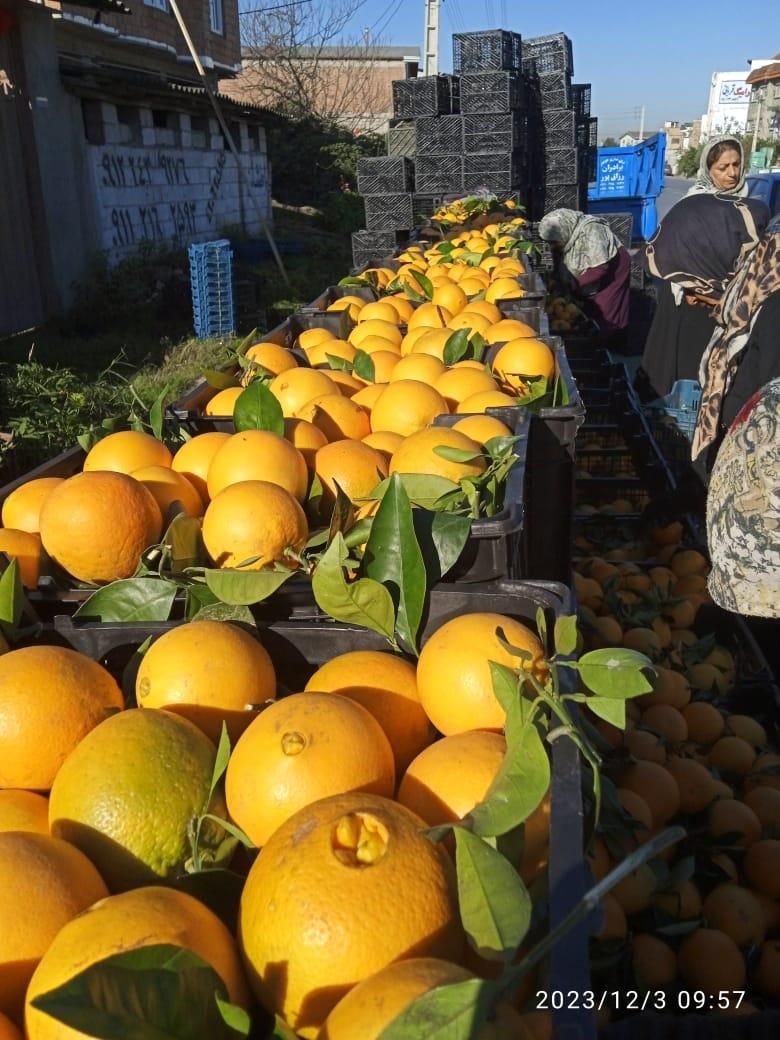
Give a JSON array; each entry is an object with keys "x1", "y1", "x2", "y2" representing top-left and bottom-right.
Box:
[{"x1": 92, "y1": 144, "x2": 270, "y2": 257}]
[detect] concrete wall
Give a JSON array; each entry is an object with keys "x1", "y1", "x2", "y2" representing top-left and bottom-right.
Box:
[{"x1": 87, "y1": 112, "x2": 271, "y2": 260}]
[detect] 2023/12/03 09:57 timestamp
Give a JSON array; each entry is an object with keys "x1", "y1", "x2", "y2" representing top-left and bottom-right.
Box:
[{"x1": 535, "y1": 990, "x2": 747, "y2": 1012}]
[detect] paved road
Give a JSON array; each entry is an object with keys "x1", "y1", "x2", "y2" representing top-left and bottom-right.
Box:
[{"x1": 657, "y1": 176, "x2": 690, "y2": 219}]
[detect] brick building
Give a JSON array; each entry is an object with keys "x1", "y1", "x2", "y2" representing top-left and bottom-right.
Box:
[{"x1": 0, "y1": 0, "x2": 272, "y2": 335}]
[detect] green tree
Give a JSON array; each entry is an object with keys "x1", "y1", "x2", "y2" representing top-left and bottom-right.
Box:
[
  {"x1": 602, "y1": 136, "x2": 618, "y2": 147},
  {"x1": 677, "y1": 144, "x2": 703, "y2": 178}
]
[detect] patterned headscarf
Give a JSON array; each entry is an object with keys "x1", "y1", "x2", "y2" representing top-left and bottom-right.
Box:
[
  {"x1": 692, "y1": 230, "x2": 780, "y2": 460},
  {"x1": 706, "y1": 377, "x2": 780, "y2": 617},
  {"x1": 686, "y1": 136, "x2": 748, "y2": 197},
  {"x1": 538, "y1": 209, "x2": 620, "y2": 279}
]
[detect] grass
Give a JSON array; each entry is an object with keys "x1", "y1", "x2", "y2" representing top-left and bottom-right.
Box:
[{"x1": 0, "y1": 205, "x2": 354, "y2": 473}]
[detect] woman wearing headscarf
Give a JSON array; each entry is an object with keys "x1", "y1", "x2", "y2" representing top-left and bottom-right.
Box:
[
  {"x1": 635, "y1": 192, "x2": 769, "y2": 401},
  {"x1": 693, "y1": 220, "x2": 780, "y2": 464},
  {"x1": 538, "y1": 209, "x2": 630, "y2": 349},
  {"x1": 686, "y1": 136, "x2": 747, "y2": 197}
]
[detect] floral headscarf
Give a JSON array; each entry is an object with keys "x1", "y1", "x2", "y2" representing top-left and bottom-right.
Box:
[
  {"x1": 693, "y1": 229, "x2": 780, "y2": 459},
  {"x1": 538, "y1": 209, "x2": 620, "y2": 279},
  {"x1": 686, "y1": 135, "x2": 747, "y2": 197}
]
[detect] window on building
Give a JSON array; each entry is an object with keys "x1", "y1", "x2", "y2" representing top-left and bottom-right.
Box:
[
  {"x1": 209, "y1": 0, "x2": 224, "y2": 35},
  {"x1": 190, "y1": 114, "x2": 208, "y2": 148},
  {"x1": 117, "y1": 105, "x2": 141, "y2": 145},
  {"x1": 144, "y1": 0, "x2": 169, "y2": 10}
]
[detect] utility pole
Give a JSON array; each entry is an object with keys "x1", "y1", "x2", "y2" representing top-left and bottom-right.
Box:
[
  {"x1": 639, "y1": 105, "x2": 645, "y2": 142},
  {"x1": 423, "y1": 0, "x2": 440, "y2": 76}
]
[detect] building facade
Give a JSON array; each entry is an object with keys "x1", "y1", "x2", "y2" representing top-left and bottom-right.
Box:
[
  {"x1": 0, "y1": 0, "x2": 272, "y2": 335},
  {"x1": 747, "y1": 56, "x2": 780, "y2": 144},
  {"x1": 701, "y1": 61, "x2": 774, "y2": 139},
  {"x1": 660, "y1": 120, "x2": 702, "y2": 173}
]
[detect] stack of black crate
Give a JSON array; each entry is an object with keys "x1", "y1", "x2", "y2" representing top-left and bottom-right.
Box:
[
  {"x1": 351, "y1": 73, "x2": 460, "y2": 268},
  {"x1": 455, "y1": 30, "x2": 531, "y2": 208},
  {"x1": 522, "y1": 34, "x2": 596, "y2": 217}
]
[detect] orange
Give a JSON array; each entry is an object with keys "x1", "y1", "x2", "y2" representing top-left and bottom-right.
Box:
[
  {"x1": 401, "y1": 325, "x2": 435, "y2": 355},
  {"x1": 285, "y1": 417, "x2": 328, "y2": 470},
  {"x1": 491, "y1": 338, "x2": 556, "y2": 393},
  {"x1": 307, "y1": 339, "x2": 356, "y2": 368},
  {"x1": 640, "y1": 704, "x2": 688, "y2": 743},
  {"x1": 456, "y1": 390, "x2": 517, "y2": 413},
  {"x1": 462, "y1": 301, "x2": 502, "y2": 323},
  {"x1": 678, "y1": 928, "x2": 746, "y2": 993},
  {"x1": 651, "y1": 879, "x2": 702, "y2": 920},
  {"x1": 665, "y1": 756, "x2": 717, "y2": 813},
  {"x1": 0, "y1": 790, "x2": 48, "y2": 834},
  {"x1": 357, "y1": 301, "x2": 400, "y2": 324},
  {"x1": 83, "y1": 430, "x2": 172, "y2": 473},
  {"x1": 370, "y1": 381, "x2": 448, "y2": 437},
  {"x1": 226, "y1": 692, "x2": 394, "y2": 848},
  {"x1": 409, "y1": 328, "x2": 453, "y2": 361},
  {"x1": 747, "y1": 752, "x2": 780, "y2": 791},
  {"x1": 349, "y1": 320, "x2": 403, "y2": 350},
  {"x1": 709, "y1": 735, "x2": 757, "y2": 775},
  {"x1": 328, "y1": 371, "x2": 365, "y2": 397},
  {"x1": 398, "y1": 731, "x2": 505, "y2": 825},
  {"x1": 670, "y1": 549, "x2": 708, "y2": 578},
  {"x1": 207, "y1": 430, "x2": 308, "y2": 502},
  {"x1": 136, "y1": 621, "x2": 276, "y2": 744},
  {"x1": 39, "y1": 471, "x2": 162, "y2": 583},
  {"x1": 702, "y1": 883, "x2": 766, "y2": 946},
  {"x1": 0, "y1": 477, "x2": 63, "y2": 534},
  {"x1": 754, "y1": 939, "x2": 780, "y2": 998},
  {"x1": 447, "y1": 311, "x2": 492, "y2": 335},
  {"x1": 431, "y1": 282, "x2": 468, "y2": 315},
  {"x1": 244, "y1": 341, "x2": 299, "y2": 377},
  {"x1": 708, "y1": 798, "x2": 761, "y2": 848},
  {"x1": 131, "y1": 464, "x2": 203, "y2": 520},
  {"x1": 352, "y1": 383, "x2": 388, "y2": 412},
  {"x1": 0, "y1": 529, "x2": 41, "y2": 588},
  {"x1": 587, "y1": 837, "x2": 612, "y2": 882},
  {"x1": 49, "y1": 708, "x2": 228, "y2": 892},
  {"x1": 744, "y1": 786, "x2": 780, "y2": 835},
  {"x1": 0, "y1": 832, "x2": 108, "y2": 1021},
  {"x1": 617, "y1": 788, "x2": 653, "y2": 833},
  {"x1": 682, "y1": 701, "x2": 725, "y2": 746},
  {"x1": 0, "y1": 645, "x2": 123, "y2": 790},
  {"x1": 238, "y1": 792, "x2": 463, "y2": 1038},
  {"x1": 351, "y1": 336, "x2": 401, "y2": 358},
  {"x1": 452, "y1": 414, "x2": 513, "y2": 445},
  {"x1": 298, "y1": 394, "x2": 371, "y2": 442},
  {"x1": 485, "y1": 278, "x2": 524, "y2": 304},
  {"x1": 299, "y1": 327, "x2": 337, "y2": 350},
  {"x1": 744, "y1": 839, "x2": 780, "y2": 898},
  {"x1": 389, "y1": 426, "x2": 486, "y2": 484},
  {"x1": 612, "y1": 863, "x2": 657, "y2": 915},
  {"x1": 595, "y1": 894, "x2": 626, "y2": 940},
  {"x1": 407, "y1": 303, "x2": 453, "y2": 331},
  {"x1": 640, "y1": 667, "x2": 690, "y2": 708},
  {"x1": 25, "y1": 887, "x2": 249, "y2": 1039},
  {"x1": 434, "y1": 368, "x2": 498, "y2": 409},
  {"x1": 314, "y1": 440, "x2": 388, "y2": 510},
  {"x1": 384, "y1": 296, "x2": 415, "y2": 323},
  {"x1": 304, "y1": 651, "x2": 432, "y2": 776},
  {"x1": 725, "y1": 714, "x2": 766, "y2": 748},
  {"x1": 0, "y1": 1013, "x2": 21, "y2": 1040},
  {"x1": 269, "y1": 368, "x2": 339, "y2": 418},
  {"x1": 631, "y1": 934, "x2": 677, "y2": 987},
  {"x1": 204, "y1": 386, "x2": 243, "y2": 416},
  {"x1": 484, "y1": 319, "x2": 538, "y2": 345},
  {"x1": 458, "y1": 277, "x2": 491, "y2": 297},
  {"x1": 320, "y1": 958, "x2": 473, "y2": 1040},
  {"x1": 417, "y1": 613, "x2": 546, "y2": 735},
  {"x1": 390, "y1": 354, "x2": 447, "y2": 384},
  {"x1": 171, "y1": 431, "x2": 230, "y2": 505},
  {"x1": 618, "y1": 761, "x2": 680, "y2": 827},
  {"x1": 202, "y1": 480, "x2": 308, "y2": 570},
  {"x1": 362, "y1": 431, "x2": 403, "y2": 463},
  {"x1": 358, "y1": 351, "x2": 399, "y2": 385}
]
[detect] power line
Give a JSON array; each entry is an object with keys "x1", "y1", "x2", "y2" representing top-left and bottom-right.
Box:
[{"x1": 239, "y1": 0, "x2": 313, "y2": 15}]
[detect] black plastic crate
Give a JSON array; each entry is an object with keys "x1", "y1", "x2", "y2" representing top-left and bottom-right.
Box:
[
  {"x1": 462, "y1": 151, "x2": 524, "y2": 194},
  {"x1": 544, "y1": 147, "x2": 579, "y2": 185},
  {"x1": 580, "y1": 145, "x2": 597, "y2": 184},
  {"x1": 412, "y1": 194, "x2": 443, "y2": 224},
  {"x1": 539, "y1": 71, "x2": 571, "y2": 110},
  {"x1": 414, "y1": 153, "x2": 463, "y2": 194},
  {"x1": 575, "y1": 116, "x2": 598, "y2": 150},
  {"x1": 460, "y1": 71, "x2": 526, "y2": 114},
  {"x1": 599, "y1": 212, "x2": 634, "y2": 250},
  {"x1": 575, "y1": 478, "x2": 651, "y2": 515},
  {"x1": 453, "y1": 29, "x2": 522, "y2": 74},
  {"x1": 415, "y1": 115, "x2": 464, "y2": 156},
  {"x1": 356, "y1": 156, "x2": 413, "y2": 195},
  {"x1": 521, "y1": 32, "x2": 574, "y2": 76},
  {"x1": 364, "y1": 193, "x2": 414, "y2": 231},
  {"x1": 542, "y1": 108, "x2": 576, "y2": 149},
  {"x1": 524, "y1": 221, "x2": 555, "y2": 270},
  {"x1": 541, "y1": 182, "x2": 584, "y2": 212},
  {"x1": 387, "y1": 120, "x2": 416, "y2": 157},
  {"x1": 630, "y1": 253, "x2": 646, "y2": 290},
  {"x1": 305, "y1": 284, "x2": 379, "y2": 310},
  {"x1": 351, "y1": 229, "x2": 406, "y2": 269},
  {"x1": 570, "y1": 83, "x2": 591, "y2": 118},
  {"x1": 393, "y1": 75, "x2": 460, "y2": 118},
  {"x1": 462, "y1": 111, "x2": 529, "y2": 154}
]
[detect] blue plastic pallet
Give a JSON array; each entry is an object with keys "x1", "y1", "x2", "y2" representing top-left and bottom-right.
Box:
[{"x1": 189, "y1": 240, "x2": 235, "y2": 339}]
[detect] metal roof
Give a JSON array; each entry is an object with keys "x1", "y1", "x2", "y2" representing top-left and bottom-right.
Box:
[
  {"x1": 747, "y1": 61, "x2": 780, "y2": 86},
  {"x1": 63, "y1": 0, "x2": 132, "y2": 14},
  {"x1": 242, "y1": 44, "x2": 420, "y2": 61}
]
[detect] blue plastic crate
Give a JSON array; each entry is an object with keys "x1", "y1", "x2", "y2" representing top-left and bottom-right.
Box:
[
  {"x1": 644, "y1": 379, "x2": 701, "y2": 473},
  {"x1": 189, "y1": 241, "x2": 235, "y2": 339},
  {"x1": 587, "y1": 196, "x2": 658, "y2": 241}
]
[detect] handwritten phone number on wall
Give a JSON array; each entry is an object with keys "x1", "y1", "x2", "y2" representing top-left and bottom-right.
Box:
[{"x1": 535, "y1": 990, "x2": 747, "y2": 1012}]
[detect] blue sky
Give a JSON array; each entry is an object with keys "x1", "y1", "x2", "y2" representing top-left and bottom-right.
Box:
[{"x1": 329, "y1": 0, "x2": 775, "y2": 135}]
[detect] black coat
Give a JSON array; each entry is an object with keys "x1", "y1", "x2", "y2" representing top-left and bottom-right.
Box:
[{"x1": 722, "y1": 291, "x2": 780, "y2": 429}]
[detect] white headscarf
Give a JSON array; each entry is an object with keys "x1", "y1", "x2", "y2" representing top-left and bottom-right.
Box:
[
  {"x1": 686, "y1": 136, "x2": 748, "y2": 197},
  {"x1": 538, "y1": 209, "x2": 620, "y2": 279}
]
